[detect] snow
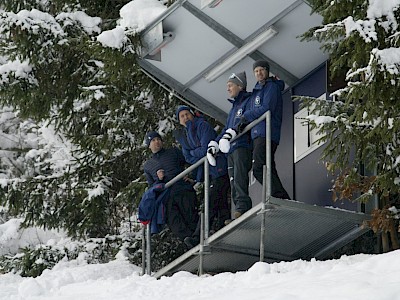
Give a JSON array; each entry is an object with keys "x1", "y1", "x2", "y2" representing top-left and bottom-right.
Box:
[
  {"x1": 318, "y1": 0, "x2": 400, "y2": 43},
  {"x1": 8, "y1": 9, "x2": 64, "y2": 36},
  {"x1": 306, "y1": 114, "x2": 336, "y2": 126},
  {"x1": 0, "y1": 59, "x2": 37, "y2": 85},
  {"x1": 367, "y1": 0, "x2": 400, "y2": 30},
  {"x1": 97, "y1": 0, "x2": 167, "y2": 48},
  {"x1": 372, "y1": 47, "x2": 400, "y2": 75},
  {"x1": 119, "y1": 0, "x2": 166, "y2": 31},
  {"x1": 0, "y1": 215, "x2": 397, "y2": 300},
  {"x1": 97, "y1": 26, "x2": 127, "y2": 49},
  {"x1": 87, "y1": 182, "x2": 106, "y2": 200},
  {"x1": 55, "y1": 11, "x2": 101, "y2": 35},
  {"x1": 0, "y1": 222, "x2": 400, "y2": 300},
  {"x1": 0, "y1": 218, "x2": 399, "y2": 300},
  {"x1": 343, "y1": 16, "x2": 377, "y2": 42},
  {"x1": 2, "y1": 9, "x2": 101, "y2": 37},
  {"x1": 0, "y1": 219, "x2": 64, "y2": 256}
]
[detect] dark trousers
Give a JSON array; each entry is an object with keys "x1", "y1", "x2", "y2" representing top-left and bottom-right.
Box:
[
  {"x1": 228, "y1": 147, "x2": 253, "y2": 214},
  {"x1": 210, "y1": 174, "x2": 231, "y2": 230},
  {"x1": 192, "y1": 174, "x2": 231, "y2": 238},
  {"x1": 253, "y1": 137, "x2": 290, "y2": 199},
  {"x1": 166, "y1": 188, "x2": 198, "y2": 240}
]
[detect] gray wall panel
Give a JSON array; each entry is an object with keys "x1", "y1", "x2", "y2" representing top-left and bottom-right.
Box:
[{"x1": 292, "y1": 64, "x2": 357, "y2": 211}]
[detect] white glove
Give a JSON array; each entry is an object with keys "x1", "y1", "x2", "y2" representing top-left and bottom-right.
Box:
[
  {"x1": 219, "y1": 128, "x2": 237, "y2": 153},
  {"x1": 206, "y1": 140, "x2": 219, "y2": 166}
]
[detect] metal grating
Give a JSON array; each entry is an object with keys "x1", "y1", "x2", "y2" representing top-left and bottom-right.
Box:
[{"x1": 153, "y1": 197, "x2": 370, "y2": 278}]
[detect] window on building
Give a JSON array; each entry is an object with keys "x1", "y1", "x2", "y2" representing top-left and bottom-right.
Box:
[{"x1": 294, "y1": 93, "x2": 326, "y2": 163}]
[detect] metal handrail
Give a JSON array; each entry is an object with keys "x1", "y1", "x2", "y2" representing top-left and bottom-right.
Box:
[
  {"x1": 164, "y1": 112, "x2": 267, "y2": 188},
  {"x1": 142, "y1": 111, "x2": 270, "y2": 275}
]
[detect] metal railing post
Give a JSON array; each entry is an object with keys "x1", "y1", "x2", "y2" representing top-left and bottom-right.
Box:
[
  {"x1": 146, "y1": 223, "x2": 151, "y2": 275},
  {"x1": 204, "y1": 159, "x2": 210, "y2": 240},
  {"x1": 198, "y1": 156, "x2": 210, "y2": 275},
  {"x1": 260, "y1": 110, "x2": 271, "y2": 262},
  {"x1": 266, "y1": 111, "x2": 272, "y2": 201},
  {"x1": 199, "y1": 212, "x2": 205, "y2": 276},
  {"x1": 141, "y1": 225, "x2": 146, "y2": 275},
  {"x1": 260, "y1": 166, "x2": 267, "y2": 262}
]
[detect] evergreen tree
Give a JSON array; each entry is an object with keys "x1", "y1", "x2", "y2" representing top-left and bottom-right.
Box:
[
  {"x1": 0, "y1": 0, "x2": 179, "y2": 238},
  {"x1": 300, "y1": 1, "x2": 400, "y2": 251},
  {"x1": 300, "y1": 1, "x2": 400, "y2": 206}
]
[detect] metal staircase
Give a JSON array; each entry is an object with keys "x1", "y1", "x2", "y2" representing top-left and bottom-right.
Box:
[
  {"x1": 153, "y1": 196, "x2": 369, "y2": 278},
  {"x1": 141, "y1": 112, "x2": 371, "y2": 278}
]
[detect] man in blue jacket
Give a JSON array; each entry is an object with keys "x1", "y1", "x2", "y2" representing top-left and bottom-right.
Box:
[
  {"x1": 143, "y1": 131, "x2": 198, "y2": 241},
  {"x1": 207, "y1": 71, "x2": 253, "y2": 220},
  {"x1": 238, "y1": 60, "x2": 290, "y2": 199},
  {"x1": 174, "y1": 105, "x2": 230, "y2": 248}
]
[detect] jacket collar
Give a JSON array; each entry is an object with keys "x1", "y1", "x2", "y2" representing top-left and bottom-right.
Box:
[
  {"x1": 254, "y1": 77, "x2": 285, "y2": 91},
  {"x1": 228, "y1": 90, "x2": 251, "y2": 104},
  {"x1": 152, "y1": 147, "x2": 165, "y2": 157}
]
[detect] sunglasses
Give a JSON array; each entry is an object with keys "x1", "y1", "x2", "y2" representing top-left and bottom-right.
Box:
[{"x1": 229, "y1": 73, "x2": 243, "y2": 85}]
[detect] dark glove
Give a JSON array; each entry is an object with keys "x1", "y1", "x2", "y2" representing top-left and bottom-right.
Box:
[{"x1": 236, "y1": 117, "x2": 249, "y2": 133}]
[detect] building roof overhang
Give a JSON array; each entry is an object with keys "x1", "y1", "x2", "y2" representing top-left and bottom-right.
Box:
[{"x1": 139, "y1": 0, "x2": 327, "y2": 122}]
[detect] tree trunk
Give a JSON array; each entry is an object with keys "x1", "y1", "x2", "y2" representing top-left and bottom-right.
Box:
[
  {"x1": 389, "y1": 223, "x2": 399, "y2": 250},
  {"x1": 381, "y1": 232, "x2": 390, "y2": 253}
]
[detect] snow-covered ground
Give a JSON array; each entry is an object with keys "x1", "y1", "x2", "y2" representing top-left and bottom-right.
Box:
[
  {"x1": 1, "y1": 217, "x2": 399, "y2": 300},
  {"x1": 1, "y1": 248, "x2": 400, "y2": 300}
]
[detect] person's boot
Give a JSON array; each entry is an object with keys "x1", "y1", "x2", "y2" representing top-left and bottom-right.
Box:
[
  {"x1": 224, "y1": 211, "x2": 242, "y2": 225},
  {"x1": 271, "y1": 175, "x2": 290, "y2": 199},
  {"x1": 184, "y1": 236, "x2": 200, "y2": 249}
]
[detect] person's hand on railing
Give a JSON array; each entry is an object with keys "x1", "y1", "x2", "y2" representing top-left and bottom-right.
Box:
[
  {"x1": 183, "y1": 175, "x2": 195, "y2": 184},
  {"x1": 207, "y1": 140, "x2": 219, "y2": 166},
  {"x1": 235, "y1": 116, "x2": 249, "y2": 133},
  {"x1": 219, "y1": 128, "x2": 237, "y2": 153}
]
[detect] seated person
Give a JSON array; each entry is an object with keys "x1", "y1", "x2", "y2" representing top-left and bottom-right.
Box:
[{"x1": 143, "y1": 131, "x2": 198, "y2": 241}]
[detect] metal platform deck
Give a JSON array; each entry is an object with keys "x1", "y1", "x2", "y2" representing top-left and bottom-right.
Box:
[{"x1": 153, "y1": 197, "x2": 370, "y2": 278}]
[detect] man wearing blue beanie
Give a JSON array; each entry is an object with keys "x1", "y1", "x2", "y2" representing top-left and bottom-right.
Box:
[
  {"x1": 145, "y1": 131, "x2": 162, "y2": 147},
  {"x1": 143, "y1": 130, "x2": 198, "y2": 242},
  {"x1": 174, "y1": 105, "x2": 230, "y2": 249}
]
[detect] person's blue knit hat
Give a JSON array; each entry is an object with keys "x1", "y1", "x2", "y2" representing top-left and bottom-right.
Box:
[
  {"x1": 175, "y1": 105, "x2": 194, "y2": 120},
  {"x1": 145, "y1": 131, "x2": 162, "y2": 147}
]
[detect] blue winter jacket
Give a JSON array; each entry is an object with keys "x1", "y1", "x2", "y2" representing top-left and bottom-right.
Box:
[
  {"x1": 174, "y1": 116, "x2": 228, "y2": 182},
  {"x1": 143, "y1": 147, "x2": 193, "y2": 192},
  {"x1": 138, "y1": 183, "x2": 170, "y2": 234},
  {"x1": 216, "y1": 90, "x2": 252, "y2": 154},
  {"x1": 242, "y1": 78, "x2": 284, "y2": 144}
]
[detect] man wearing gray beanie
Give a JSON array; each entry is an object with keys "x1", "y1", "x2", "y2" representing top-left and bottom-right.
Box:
[
  {"x1": 237, "y1": 60, "x2": 290, "y2": 199},
  {"x1": 227, "y1": 71, "x2": 247, "y2": 89},
  {"x1": 207, "y1": 71, "x2": 253, "y2": 222}
]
